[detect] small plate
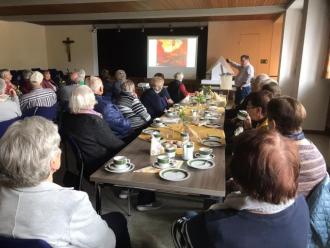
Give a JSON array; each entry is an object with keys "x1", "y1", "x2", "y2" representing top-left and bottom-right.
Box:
[
  {"x1": 202, "y1": 139, "x2": 224, "y2": 147},
  {"x1": 142, "y1": 129, "x2": 157, "y2": 135},
  {"x1": 204, "y1": 124, "x2": 222, "y2": 129},
  {"x1": 105, "y1": 163, "x2": 135, "y2": 173},
  {"x1": 194, "y1": 153, "x2": 215, "y2": 160},
  {"x1": 187, "y1": 158, "x2": 215, "y2": 170},
  {"x1": 207, "y1": 136, "x2": 223, "y2": 142},
  {"x1": 152, "y1": 160, "x2": 176, "y2": 169},
  {"x1": 159, "y1": 168, "x2": 190, "y2": 181}
]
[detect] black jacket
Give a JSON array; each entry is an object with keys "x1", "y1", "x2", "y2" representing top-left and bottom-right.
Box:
[
  {"x1": 167, "y1": 80, "x2": 185, "y2": 103},
  {"x1": 62, "y1": 113, "x2": 125, "y2": 176}
]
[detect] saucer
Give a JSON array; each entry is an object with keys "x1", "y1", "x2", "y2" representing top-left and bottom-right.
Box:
[
  {"x1": 142, "y1": 128, "x2": 158, "y2": 135},
  {"x1": 159, "y1": 168, "x2": 190, "y2": 181},
  {"x1": 151, "y1": 123, "x2": 166, "y2": 128},
  {"x1": 105, "y1": 163, "x2": 135, "y2": 173},
  {"x1": 194, "y1": 153, "x2": 215, "y2": 160},
  {"x1": 152, "y1": 161, "x2": 175, "y2": 169},
  {"x1": 201, "y1": 139, "x2": 224, "y2": 147},
  {"x1": 187, "y1": 158, "x2": 215, "y2": 170}
]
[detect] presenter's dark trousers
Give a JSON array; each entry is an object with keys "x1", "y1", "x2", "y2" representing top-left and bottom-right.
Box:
[
  {"x1": 235, "y1": 85, "x2": 251, "y2": 105},
  {"x1": 101, "y1": 212, "x2": 131, "y2": 248}
]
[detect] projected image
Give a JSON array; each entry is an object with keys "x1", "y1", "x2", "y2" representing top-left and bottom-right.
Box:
[{"x1": 156, "y1": 39, "x2": 187, "y2": 67}]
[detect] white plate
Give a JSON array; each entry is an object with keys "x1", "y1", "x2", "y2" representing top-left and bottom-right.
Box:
[
  {"x1": 194, "y1": 153, "x2": 215, "y2": 160},
  {"x1": 152, "y1": 161, "x2": 176, "y2": 169},
  {"x1": 202, "y1": 139, "x2": 224, "y2": 147},
  {"x1": 142, "y1": 129, "x2": 157, "y2": 135},
  {"x1": 187, "y1": 158, "x2": 215, "y2": 170},
  {"x1": 159, "y1": 168, "x2": 190, "y2": 181},
  {"x1": 207, "y1": 136, "x2": 223, "y2": 142},
  {"x1": 204, "y1": 124, "x2": 222, "y2": 129},
  {"x1": 105, "y1": 163, "x2": 135, "y2": 173}
]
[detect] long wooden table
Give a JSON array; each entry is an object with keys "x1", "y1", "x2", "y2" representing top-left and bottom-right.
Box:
[{"x1": 90, "y1": 115, "x2": 226, "y2": 215}]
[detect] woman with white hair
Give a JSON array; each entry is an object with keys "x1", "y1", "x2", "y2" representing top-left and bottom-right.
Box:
[
  {"x1": 167, "y1": 72, "x2": 194, "y2": 103},
  {"x1": 20, "y1": 71, "x2": 57, "y2": 113},
  {"x1": 0, "y1": 116, "x2": 131, "y2": 248},
  {"x1": 62, "y1": 85, "x2": 125, "y2": 176},
  {"x1": 0, "y1": 78, "x2": 22, "y2": 122},
  {"x1": 0, "y1": 69, "x2": 16, "y2": 95}
]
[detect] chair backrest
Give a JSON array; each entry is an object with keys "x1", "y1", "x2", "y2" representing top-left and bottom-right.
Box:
[
  {"x1": 22, "y1": 104, "x2": 58, "y2": 121},
  {"x1": 0, "y1": 236, "x2": 52, "y2": 248},
  {"x1": 0, "y1": 117, "x2": 21, "y2": 138}
]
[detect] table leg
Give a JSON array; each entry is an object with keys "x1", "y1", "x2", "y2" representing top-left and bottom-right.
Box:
[
  {"x1": 95, "y1": 183, "x2": 102, "y2": 215},
  {"x1": 127, "y1": 188, "x2": 131, "y2": 216}
]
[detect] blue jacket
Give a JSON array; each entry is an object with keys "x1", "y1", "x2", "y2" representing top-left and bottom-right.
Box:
[
  {"x1": 94, "y1": 95, "x2": 132, "y2": 139},
  {"x1": 140, "y1": 88, "x2": 168, "y2": 119},
  {"x1": 307, "y1": 174, "x2": 330, "y2": 248}
]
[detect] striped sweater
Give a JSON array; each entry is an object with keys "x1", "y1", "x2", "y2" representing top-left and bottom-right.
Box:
[
  {"x1": 116, "y1": 92, "x2": 151, "y2": 129},
  {"x1": 296, "y1": 138, "x2": 327, "y2": 197},
  {"x1": 20, "y1": 88, "x2": 57, "y2": 113}
]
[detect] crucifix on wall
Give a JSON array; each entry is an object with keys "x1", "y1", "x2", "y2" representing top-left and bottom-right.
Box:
[{"x1": 62, "y1": 37, "x2": 75, "y2": 62}]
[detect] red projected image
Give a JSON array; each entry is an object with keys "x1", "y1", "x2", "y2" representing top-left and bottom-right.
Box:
[{"x1": 156, "y1": 39, "x2": 187, "y2": 67}]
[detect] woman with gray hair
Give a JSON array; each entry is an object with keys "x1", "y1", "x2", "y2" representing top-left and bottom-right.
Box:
[
  {"x1": 0, "y1": 116, "x2": 131, "y2": 248},
  {"x1": 62, "y1": 85, "x2": 125, "y2": 176},
  {"x1": 0, "y1": 78, "x2": 22, "y2": 122}
]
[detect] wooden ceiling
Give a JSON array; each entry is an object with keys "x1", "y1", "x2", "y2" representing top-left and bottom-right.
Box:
[{"x1": 0, "y1": 0, "x2": 291, "y2": 25}]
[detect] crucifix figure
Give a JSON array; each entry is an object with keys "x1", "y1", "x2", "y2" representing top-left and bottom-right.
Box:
[{"x1": 62, "y1": 37, "x2": 75, "y2": 62}]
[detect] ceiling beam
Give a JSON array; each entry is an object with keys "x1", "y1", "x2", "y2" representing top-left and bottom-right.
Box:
[
  {"x1": 0, "y1": 0, "x2": 138, "y2": 7},
  {"x1": 0, "y1": 5, "x2": 285, "y2": 22}
]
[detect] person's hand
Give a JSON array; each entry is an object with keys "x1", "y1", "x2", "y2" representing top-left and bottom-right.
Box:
[
  {"x1": 243, "y1": 115, "x2": 252, "y2": 130},
  {"x1": 132, "y1": 92, "x2": 138, "y2": 98},
  {"x1": 167, "y1": 98, "x2": 174, "y2": 105},
  {"x1": 8, "y1": 89, "x2": 17, "y2": 97}
]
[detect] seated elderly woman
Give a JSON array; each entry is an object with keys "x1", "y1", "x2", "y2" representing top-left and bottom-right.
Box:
[
  {"x1": 20, "y1": 71, "x2": 57, "y2": 113},
  {"x1": 141, "y1": 76, "x2": 170, "y2": 119},
  {"x1": 62, "y1": 85, "x2": 125, "y2": 176},
  {"x1": 243, "y1": 90, "x2": 273, "y2": 130},
  {"x1": 0, "y1": 116, "x2": 131, "y2": 248},
  {"x1": 268, "y1": 96, "x2": 327, "y2": 196},
  {"x1": 0, "y1": 78, "x2": 21, "y2": 122},
  {"x1": 167, "y1": 72, "x2": 194, "y2": 103},
  {"x1": 41, "y1": 70, "x2": 57, "y2": 91},
  {"x1": 173, "y1": 129, "x2": 309, "y2": 248},
  {"x1": 0, "y1": 69, "x2": 16, "y2": 95},
  {"x1": 111, "y1": 69, "x2": 127, "y2": 100},
  {"x1": 117, "y1": 79, "x2": 151, "y2": 131},
  {"x1": 251, "y1": 73, "x2": 270, "y2": 92}
]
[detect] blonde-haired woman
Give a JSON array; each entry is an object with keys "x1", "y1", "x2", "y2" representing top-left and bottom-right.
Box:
[{"x1": 63, "y1": 85, "x2": 125, "y2": 176}]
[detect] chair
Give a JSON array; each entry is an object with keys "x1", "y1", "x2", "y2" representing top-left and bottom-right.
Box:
[
  {"x1": 0, "y1": 236, "x2": 51, "y2": 248},
  {"x1": 22, "y1": 104, "x2": 58, "y2": 121},
  {"x1": 63, "y1": 135, "x2": 85, "y2": 191},
  {"x1": 0, "y1": 117, "x2": 21, "y2": 138}
]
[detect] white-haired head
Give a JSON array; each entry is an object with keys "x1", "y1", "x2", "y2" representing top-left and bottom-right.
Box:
[
  {"x1": 77, "y1": 69, "x2": 86, "y2": 83},
  {"x1": 174, "y1": 72, "x2": 184, "y2": 81},
  {"x1": 151, "y1": 76, "x2": 164, "y2": 93},
  {"x1": 30, "y1": 71, "x2": 44, "y2": 88},
  {"x1": 1, "y1": 69, "x2": 12, "y2": 81},
  {"x1": 0, "y1": 78, "x2": 6, "y2": 95},
  {"x1": 115, "y1": 70, "x2": 126, "y2": 81},
  {"x1": 121, "y1": 79, "x2": 135, "y2": 93},
  {"x1": 0, "y1": 116, "x2": 61, "y2": 188},
  {"x1": 69, "y1": 85, "x2": 97, "y2": 114},
  {"x1": 87, "y1": 76, "x2": 104, "y2": 95}
]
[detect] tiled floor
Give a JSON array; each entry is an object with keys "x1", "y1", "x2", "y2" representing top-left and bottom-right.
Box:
[{"x1": 57, "y1": 133, "x2": 330, "y2": 248}]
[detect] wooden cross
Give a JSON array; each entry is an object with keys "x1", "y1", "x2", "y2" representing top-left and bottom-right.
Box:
[{"x1": 62, "y1": 37, "x2": 75, "y2": 62}]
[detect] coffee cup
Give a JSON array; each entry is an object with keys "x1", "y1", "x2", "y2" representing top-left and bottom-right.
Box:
[
  {"x1": 113, "y1": 156, "x2": 130, "y2": 170},
  {"x1": 154, "y1": 118, "x2": 162, "y2": 124},
  {"x1": 157, "y1": 155, "x2": 170, "y2": 168},
  {"x1": 237, "y1": 110, "x2": 248, "y2": 121},
  {"x1": 165, "y1": 145, "x2": 176, "y2": 158},
  {"x1": 199, "y1": 147, "x2": 213, "y2": 158}
]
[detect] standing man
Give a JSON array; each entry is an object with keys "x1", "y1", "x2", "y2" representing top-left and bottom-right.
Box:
[{"x1": 227, "y1": 55, "x2": 254, "y2": 105}]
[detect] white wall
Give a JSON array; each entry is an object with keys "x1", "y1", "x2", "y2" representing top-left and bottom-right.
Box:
[
  {"x1": 0, "y1": 21, "x2": 48, "y2": 70},
  {"x1": 46, "y1": 25, "x2": 98, "y2": 75},
  {"x1": 278, "y1": 9, "x2": 304, "y2": 97},
  {"x1": 297, "y1": 0, "x2": 330, "y2": 130}
]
